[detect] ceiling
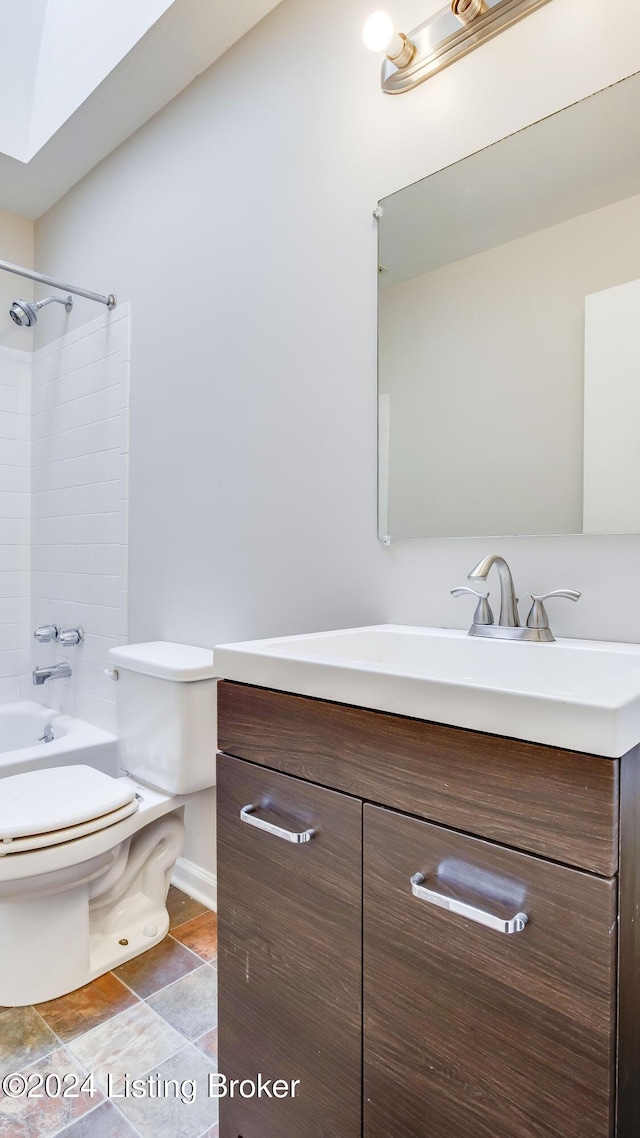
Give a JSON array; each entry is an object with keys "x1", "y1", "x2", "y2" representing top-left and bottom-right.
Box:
[{"x1": 0, "y1": 0, "x2": 284, "y2": 219}]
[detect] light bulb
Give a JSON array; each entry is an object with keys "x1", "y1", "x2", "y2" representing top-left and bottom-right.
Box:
[
  {"x1": 363, "y1": 11, "x2": 416, "y2": 69},
  {"x1": 363, "y1": 11, "x2": 395, "y2": 53}
]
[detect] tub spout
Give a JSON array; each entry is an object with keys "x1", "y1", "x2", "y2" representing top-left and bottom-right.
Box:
[{"x1": 32, "y1": 661, "x2": 72, "y2": 686}]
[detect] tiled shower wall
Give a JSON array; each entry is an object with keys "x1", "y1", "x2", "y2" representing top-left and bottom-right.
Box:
[
  {"x1": 0, "y1": 347, "x2": 30, "y2": 703},
  {"x1": 29, "y1": 304, "x2": 130, "y2": 731}
]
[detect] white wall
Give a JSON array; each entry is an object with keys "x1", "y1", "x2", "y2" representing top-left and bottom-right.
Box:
[
  {"x1": 30, "y1": 306, "x2": 130, "y2": 730},
  {"x1": 32, "y1": 0, "x2": 640, "y2": 881}
]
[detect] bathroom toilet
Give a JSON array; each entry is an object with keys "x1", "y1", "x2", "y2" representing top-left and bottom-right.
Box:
[{"x1": 0, "y1": 642, "x2": 216, "y2": 1007}]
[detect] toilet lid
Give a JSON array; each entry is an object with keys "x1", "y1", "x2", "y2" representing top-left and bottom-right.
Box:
[{"x1": 0, "y1": 765, "x2": 138, "y2": 849}]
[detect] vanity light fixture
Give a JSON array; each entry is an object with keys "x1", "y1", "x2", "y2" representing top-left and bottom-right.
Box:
[{"x1": 364, "y1": 0, "x2": 552, "y2": 94}]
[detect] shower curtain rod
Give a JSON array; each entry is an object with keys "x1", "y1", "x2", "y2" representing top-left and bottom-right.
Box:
[{"x1": 0, "y1": 258, "x2": 116, "y2": 310}]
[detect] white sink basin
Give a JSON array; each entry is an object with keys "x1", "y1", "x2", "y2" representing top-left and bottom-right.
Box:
[{"x1": 213, "y1": 625, "x2": 640, "y2": 757}]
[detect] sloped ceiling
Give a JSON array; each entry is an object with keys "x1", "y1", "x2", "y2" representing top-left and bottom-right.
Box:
[{"x1": 0, "y1": 0, "x2": 284, "y2": 218}]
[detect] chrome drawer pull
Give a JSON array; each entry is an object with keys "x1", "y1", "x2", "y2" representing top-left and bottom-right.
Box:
[
  {"x1": 240, "y1": 804, "x2": 316, "y2": 844},
  {"x1": 410, "y1": 873, "x2": 528, "y2": 934}
]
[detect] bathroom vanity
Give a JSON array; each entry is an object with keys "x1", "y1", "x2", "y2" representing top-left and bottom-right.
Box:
[{"x1": 214, "y1": 627, "x2": 640, "y2": 1138}]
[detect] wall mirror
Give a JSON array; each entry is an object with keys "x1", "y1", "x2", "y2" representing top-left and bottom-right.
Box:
[{"x1": 378, "y1": 71, "x2": 640, "y2": 539}]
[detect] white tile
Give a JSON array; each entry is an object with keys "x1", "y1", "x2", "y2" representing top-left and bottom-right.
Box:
[
  {"x1": 32, "y1": 448, "x2": 118, "y2": 493},
  {"x1": 0, "y1": 520, "x2": 19, "y2": 546},
  {"x1": 0, "y1": 465, "x2": 19, "y2": 493},
  {"x1": 33, "y1": 418, "x2": 120, "y2": 463},
  {"x1": 31, "y1": 544, "x2": 89, "y2": 575},
  {"x1": 30, "y1": 379, "x2": 58, "y2": 416},
  {"x1": 0, "y1": 310, "x2": 129, "y2": 707},
  {"x1": 0, "y1": 545, "x2": 22, "y2": 571},
  {"x1": 0, "y1": 492, "x2": 21, "y2": 521},
  {"x1": 31, "y1": 480, "x2": 121, "y2": 520},
  {"x1": 0, "y1": 623, "x2": 26, "y2": 651},
  {"x1": 0, "y1": 597, "x2": 28, "y2": 624},
  {"x1": 64, "y1": 601, "x2": 122, "y2": 639},
  {"x1": 117, "y1": 499, "x2": 129, "y2": 546},
  {"x1": 66, "y1": 386, "x2": 122, "y2": 431},
  {"x1": 118, "y1": 407, "x2": 129, "y2": 453},
  {"x1": 87, "y1": 544, "x2": 126, "y2": 578},
  {"x1": 32, "y1": 350, "x2": 63, "y2": 387},
  {"x1": 0, "y1": 385, "x2": 22, "y2": 414},
  {"x1": 81, "y1": 633, "x2": 122, "y2": 668},
  {"x1": 0, "y1": 676, "x2": 21, "y2": 702},
  {"x1": 0, "y1": 649, "x2": 22, "y2": 678},
  {"x1": 104, "y1": 316, "x2": 130, "y2": 361},
  {"x1": 118, "y1": 453, "x2": 129, "y2": 497},
  {"x1": 61, "y1": 358, "x2": 111, "y2": 404},
  {"x1": 74, "y1": 660, "x2": 119, "y2": 702},
  {"x1": 1, "y1": 439, "x2": 28, "y2": 467},
  {"x1": 31, "y1": 571, "x2": 89, "y2": 604},
  {"x1": 0, "y1": 571, "x2": 28, "y2": 599},
  {"x1": 0, "y1": 410, "x2": 22, "y2": 441},
  {"x1": 0, "y1": 356, "x2": 23, "y2": 386},
  {"x1": 74, "y1": 691, "x2": 116, "y2": 732},
  {"x1": 87, "y1": 575, "x2": 120, "y2": 608}
]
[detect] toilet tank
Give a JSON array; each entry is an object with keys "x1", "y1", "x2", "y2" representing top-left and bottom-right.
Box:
[{"x1": 108, "y1": 642, "x2": 217, "y2": 794}]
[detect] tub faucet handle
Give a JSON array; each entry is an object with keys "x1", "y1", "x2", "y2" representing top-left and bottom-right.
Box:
[
  {"x1": 59, "y1": 627, "x2": 84, "y2": 646},
  {"x1": 34, "y1": 625, "x2": 59, "y2": 643}
]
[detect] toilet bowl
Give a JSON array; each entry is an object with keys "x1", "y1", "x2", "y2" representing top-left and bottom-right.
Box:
[{"x1": 0, "y1": 642, "x2": 216, "y2": 1006}]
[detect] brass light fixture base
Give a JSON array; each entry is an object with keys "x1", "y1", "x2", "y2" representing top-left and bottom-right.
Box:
[{"x1": 381, "y1": 0, "x2": 552, "y2": 94}]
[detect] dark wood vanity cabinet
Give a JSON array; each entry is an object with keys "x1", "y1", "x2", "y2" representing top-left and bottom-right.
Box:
[
  {"x1": 216, "y1": 753, "x2": 362, "y2": 1138},
  {"x1": 217, "y1": 681, "x2": 640, "y2": 1138},
  {"x1": 364, "y1": 805, "x2": 616, "y2": 1138}
]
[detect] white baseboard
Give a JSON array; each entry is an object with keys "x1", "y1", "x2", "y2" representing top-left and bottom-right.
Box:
[{"x1": 172, "y1": 856, "x2": 217, "y2": 911}]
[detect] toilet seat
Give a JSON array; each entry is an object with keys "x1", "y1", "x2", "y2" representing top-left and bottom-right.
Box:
[{"x1": 0, "y1": 765, "x2": 138, "y2": 856}]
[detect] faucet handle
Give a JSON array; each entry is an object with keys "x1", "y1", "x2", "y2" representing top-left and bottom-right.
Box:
[
  {"x1": 451, "y1": 587, "x2": 494, "y2": 626},
  {"x1": 526, "y1": 589, "x2": 581, "y2": 630},
  {"x1": 59, "y1": 627, "x2": 84, "y2": 646},
  {"x1": 34, "y1": 625, "x2": 59, "y2": 643}
]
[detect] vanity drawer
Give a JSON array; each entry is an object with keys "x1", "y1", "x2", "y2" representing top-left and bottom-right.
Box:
[
  {"x1": 363, "y1": 803, "x2": 616, "y2": 1138},
  {"x1": 218, "y1": 682, "x2": 619, "y2": 875}
]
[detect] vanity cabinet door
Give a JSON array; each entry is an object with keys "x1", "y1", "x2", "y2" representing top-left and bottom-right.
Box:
[
  {"x1": 217, "y1": 753, "x2": 362, "y2": 1138},
  {"x1": 363, "y1": 804, "x2": 617, "y2": 1138}
]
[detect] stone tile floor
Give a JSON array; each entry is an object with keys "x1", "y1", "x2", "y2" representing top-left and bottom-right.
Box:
[{"x1": 0, "y1": 888, "x2": 218, "y2": 1138}]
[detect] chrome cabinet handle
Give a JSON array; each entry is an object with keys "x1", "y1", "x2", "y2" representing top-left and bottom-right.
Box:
[
  {"x1": 410, "y1": 873, "x2": 528, "y2": 934},
  {"x1": 240, "y1": 804, "x2": 316, "y2": 844}
]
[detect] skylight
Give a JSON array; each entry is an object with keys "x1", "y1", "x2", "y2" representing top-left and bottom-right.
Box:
[{"x1": 0, "y1": 0, "x2": 175, "y2": 162}]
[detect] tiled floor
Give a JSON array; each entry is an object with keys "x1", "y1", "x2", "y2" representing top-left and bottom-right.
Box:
[{"x1": 0, "y1": 888, "x2": 219, "y2": 1138}]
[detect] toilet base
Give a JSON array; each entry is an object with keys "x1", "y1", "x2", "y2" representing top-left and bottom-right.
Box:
[{"x1": 0, "y1": 812, "x2": 185, "y2": 1006}]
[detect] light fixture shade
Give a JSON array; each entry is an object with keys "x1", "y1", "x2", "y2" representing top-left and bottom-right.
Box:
[{"x1": 363, "y1": 10, "x2": 395, "y2": 52}]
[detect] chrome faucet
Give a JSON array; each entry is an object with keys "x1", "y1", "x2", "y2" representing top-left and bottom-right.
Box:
[
  {"x1": 452, "y1": 553, "x2": 581, "y2": 643},
  {"x1": 468, "y1": 554, "x2": 520, "y2": 627},
  {"x1": 32, "y1": 661, "x2": 72, "y2": 686}
]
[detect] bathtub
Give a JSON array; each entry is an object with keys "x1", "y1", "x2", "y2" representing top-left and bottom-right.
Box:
[{"x1": 0, "y1": 702, "x2": 118, "y2": 779}]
